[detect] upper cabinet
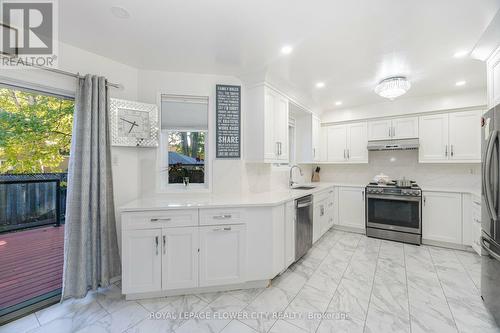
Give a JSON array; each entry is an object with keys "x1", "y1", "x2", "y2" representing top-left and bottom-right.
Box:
[
  {"x1": 419, "y1": 110, "x2": 481, "y2": 163},
  {"x1": 487, "y1": 46, "x2": 500, "y2": 108},
  {"x1": 368, "y1": 116, "x2": 418, "y2": 141},
  {"x1": 326, "y1": 122, "x2": 368, "y2": 163},
  {"x1": 246, "y1": 84, "x2": 289, "y2": 163},
  {"x1": 312, "y1": 116, "x2": 321, "y2": 162}
]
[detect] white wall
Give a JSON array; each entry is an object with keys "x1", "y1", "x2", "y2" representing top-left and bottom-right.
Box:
[
  {"x1": 318, "y1": 150, "x2": 480, "y2": 192},
  {"x1": 0, "y1": 41, "x2": 141, "y2": 214},
  {"x1": 321, "y1": 89, "x2": 487, "y2": 123}
]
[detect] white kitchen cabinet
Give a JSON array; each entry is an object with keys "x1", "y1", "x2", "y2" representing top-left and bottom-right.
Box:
[
  {"x1": 448, "y1": 111, "x2": 481, "y2": 161},
  {"x1": 162, "y1": 227, "x2": 199, "y2": 290},
  {"x1": 122, "y1": 229, "x2": 162, "y2": 294},
  {"x1": 313, "y1": 197, "x2": 328, "y2": 243},
  {"x1": 422, "y1": 192, "x2": 462, "y2": 244},
  {"x1": 246, "y1": 84, "x2": 289, "y2": 163},
  {"x1": 326, "y1": 122, "x2": 368, "y2": 163},
  {"x1": 312, "y1": 116, "x2": 321, "y2": 161},
  {"x1": 199, "y1": 224, "x2": 246, "y2": 287},
  {"x1": 419, "y1": 114, "x2": 449, "y2": 162},
  {"x1": 419, "y1": 111, "x2": 481, "y2": 163},
  {"x1": 284, "y1": 201, "x2": 296, "y2": 267},
  {"x1": 368, "y1": 117, "x2": 418, "y2": 141},
  {"x1": 337, "y1": 187, "x2": 365, "y2": 230},
  {"x1": 487, "y1": 45, "x2": 500, "y2": 108}
]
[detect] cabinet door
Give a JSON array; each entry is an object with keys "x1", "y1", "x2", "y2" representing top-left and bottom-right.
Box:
[
  {"x1": 419, "y1": 114, "x2": 449, "y2": 162},
  {"x1": 312, "y1": 116, "x2": 321, "y2": 161},
  {"x1": 162, "y1": 227, "x2": 198, "y2": 290},
  {"x1": 487, "y1": 46, "x2": 500, "y2": 108},
  {"x1": 338, "y1": 187, "x2": 365, "y2": 229},
  {"x1": 199, "y1": 224, "x2": 246, "y2": 287},
  {"x1": 122, "y1": 229, "x2": 162, "y2": 294},
  {"x1": 264, "y1": 89, "x2": 277, "y2": 161},
  {"x1": 326, "y1": 125, "x2": 347, "y2": 162},
  {"x1": 313, "y1": 199, "x2": 327, "y2": 243},
  {"x1": 325, "y1": 189, "x2": 335, "y2": 230},
  {"x1": 274, "y1": 94, "x2": 289, "y2": 161},
  {"x1": 285, "y1": 201, "x2": 296, "y2": 267},
  {"x1": 422, "y1": 192, "x2": 462, "y2": 244},
  {"x1": 347, "y1": 122, "x2": 368, "y2": 163},
  {"x1": 392, "y1": 117, "x2": 418, "y2": 139},
  {"x1": 449, "y1": 111, "x2": 481, "y2": 161},
  {"x1": 368, "y1": 119, "x2": 392, "y2": 141}
]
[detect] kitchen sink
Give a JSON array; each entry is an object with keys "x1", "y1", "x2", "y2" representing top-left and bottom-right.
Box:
[{"x1": 292, "y1": 186, "x2": 316, "y2": 190}]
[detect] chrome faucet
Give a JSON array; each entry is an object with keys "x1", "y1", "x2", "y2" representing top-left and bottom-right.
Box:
[{"x1": 289, "y1": 165, "x2": 303, "y2": 188}]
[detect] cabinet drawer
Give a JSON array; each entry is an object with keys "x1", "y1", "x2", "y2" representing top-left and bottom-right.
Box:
[
  {"x1": 199, "y1": 208, "x2": 246, "y2": 226},
  {"x1": 122, "y1": 210, "x2": 198, "y2": 230}
]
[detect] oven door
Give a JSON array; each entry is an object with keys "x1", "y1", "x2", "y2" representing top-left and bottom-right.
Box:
[{"x1": 366, "y1": 194, "x2": 421, "y2": 233}]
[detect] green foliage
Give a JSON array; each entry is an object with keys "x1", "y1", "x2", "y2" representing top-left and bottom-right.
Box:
[
  {"x1": 0, "y1": 88, "x2": 74, "y2": 173},
  {"x1": 168, "y1": 131, "x2": 205, "y2": 160}
]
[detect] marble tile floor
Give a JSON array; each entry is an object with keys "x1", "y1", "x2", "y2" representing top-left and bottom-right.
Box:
[{"x1": 1, "y1": 229, "x2": 499, "y2": 333}]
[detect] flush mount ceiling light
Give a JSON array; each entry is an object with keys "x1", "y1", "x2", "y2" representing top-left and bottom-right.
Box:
[
  {"x1": 280, "y1": 45, "x2": 293, "y2": 55},
  {"x1": 374, "y1": 76, "x2": 411, "y2": 100},
  {"x1": 315, "y1": 82, "x2": 325, "y2": 88},
  {"x1": 455, "y1": 80, "x2": 467, "y2": 86},
  {"x1": 110, "y1": 6, "x2": 131, "y2": 19}
]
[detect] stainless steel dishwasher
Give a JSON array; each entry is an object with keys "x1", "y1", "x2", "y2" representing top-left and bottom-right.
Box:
[{"x1": 295, "y1": 195, "x2": 313, "y2": 261}]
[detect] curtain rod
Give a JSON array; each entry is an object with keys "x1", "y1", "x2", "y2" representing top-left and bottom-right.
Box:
[{"x1": 0, "y1": 55, "x2": 123, "y2": 89}]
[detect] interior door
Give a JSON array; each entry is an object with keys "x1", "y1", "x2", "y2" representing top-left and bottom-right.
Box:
[
  {"x1": 449, "y1": 111, "x2": 481, "y2": 161},
  {"x1": 122, "y1": 229, "x2": 162, "y2": 294},
  {"x1": 162, "y1": 227, "x2": 199, "y2": 290},
  {"x1": 368, "y1": 119, "x2": 392, "y2": 141},
  {"x1": 326, "y1": 125, "x2": 347, "y2": 162},
  {"x1": 392, "y1": 117, "x2": 418, "y2": 139},
  {"x1": 419, "y1": 114, "x2": 449, "y2": 162},
  {"x1": 347, "y1": 122, "x2": 368, "y2": 163},
  {"x1": 199, "y1": 224, "x2": 246, "y2": 287}
]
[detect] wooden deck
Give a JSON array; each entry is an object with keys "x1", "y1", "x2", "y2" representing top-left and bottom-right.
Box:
[{"x1": 0, "y1": 226, "x2": 64, "y2": 310}]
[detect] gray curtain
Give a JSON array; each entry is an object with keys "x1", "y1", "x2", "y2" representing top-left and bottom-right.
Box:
[{"x1": 62, "y1": 74, "x2": 121, "y2": 300}]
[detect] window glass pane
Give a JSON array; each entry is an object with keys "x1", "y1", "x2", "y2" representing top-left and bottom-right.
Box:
[
  {"x1": 161, "y1": 95, "x2": 208, "y2": 130},
  {"x1": 168, "y1": 131, "x2": 205, "y2": 184}
]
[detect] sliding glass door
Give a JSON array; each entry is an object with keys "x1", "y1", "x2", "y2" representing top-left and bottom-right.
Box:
[{"x1": 0, "y1": 84, "x2": 74, "y2": 323}]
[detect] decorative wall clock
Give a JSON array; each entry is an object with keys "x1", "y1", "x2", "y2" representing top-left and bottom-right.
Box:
[{"x1": 110, "y1": 98, "x2": 159, "y2": 147}]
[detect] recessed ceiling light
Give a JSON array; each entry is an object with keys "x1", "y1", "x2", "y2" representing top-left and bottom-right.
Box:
[
  {"x1": 315, "y1": 82, "x2": 325, "y2": 88},
  {"x1": 335, "y1": 101, "x2": 343, "y2": 106},
  {"x1": 281, "y1": 45, "x2": 293, "y2": 55},
  {"x1": 455, "y1": 80, "x2": 467, "y2": 86},
  {"x1": 110, "y1": 6, "x2": 130, "y2": 19},
  {"x1": 453, "y1": 50, "x2": 468, "y2": 58}
]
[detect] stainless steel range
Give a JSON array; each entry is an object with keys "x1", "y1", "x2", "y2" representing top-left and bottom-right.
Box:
[{"x1": 365, "y1": 181, "x2": 422, "y2": 245}]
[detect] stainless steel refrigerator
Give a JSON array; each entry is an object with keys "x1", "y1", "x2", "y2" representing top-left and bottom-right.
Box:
[{"x1": 481, "y1": 104, "x2": 500, "y2": 325}]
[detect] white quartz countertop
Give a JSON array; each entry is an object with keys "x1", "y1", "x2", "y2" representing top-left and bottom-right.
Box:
[{"x1": 120, "y1": 182, "x2": 349, "y2": 211}]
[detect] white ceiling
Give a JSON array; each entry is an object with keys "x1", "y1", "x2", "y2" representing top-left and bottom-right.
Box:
[{"x1": 59, "y1": 0, "x2": 500, "y2": 110}]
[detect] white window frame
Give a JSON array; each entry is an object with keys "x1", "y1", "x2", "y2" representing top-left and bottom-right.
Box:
[{"x1": 157, "y1": 94, "x2": 211, "y2": 193}]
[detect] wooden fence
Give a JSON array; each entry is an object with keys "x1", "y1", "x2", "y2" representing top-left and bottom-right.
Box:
[{"x1": 0, "y1": 173, "x2": 66, "y2": 233}]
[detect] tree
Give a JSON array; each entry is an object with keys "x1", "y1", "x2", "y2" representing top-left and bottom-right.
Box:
[{"x1": 0, "y1": 88, "x2": 74, "y2": 173}]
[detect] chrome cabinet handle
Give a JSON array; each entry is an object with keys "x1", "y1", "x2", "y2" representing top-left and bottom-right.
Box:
[
  {"x1": 213, "y1": 227, "x2": 232, "y2": 231},
  {"x1": 392, "y1": 127, "x2": 395, "y2": 137},
  {"x1": 162, "y1": 235, "x2": 166, "y2": 255},
  {"x1": 151, "y1": 218, "x2": 171, "y2": 222},
  {"x1": 213, "y1": 214, "x2": 232, "y2": 219},
  {"x1": 423, "y1": 196, "x2": 426, "y2": 205},
  {"x1": 155, "y1": 236, "x2": 159, "y2": 256},
  {"x1": 347, "y1": 149, "x2": 350, "y2": 159},
  {"x1": 362, "y1": 191, "x2": 364, "y2": 201},
  {"x1": 445, "y1": 145, "x2": 448, "y2": 157},
  {"x1": 313, "y1": 148, "x2": 316, "y2": 158},
  {"x1": 320, "y1": 205, "x2": 325, "y2": 216},
  {"x1": 388, "y1": 128, "x2": 391, "y2": 137},
  {"x1": 450, "y1": 144, "x2": 454, "y2": 157},
  {"x1": 343, "y1": 149, "x2": 346, "y2": 159}
]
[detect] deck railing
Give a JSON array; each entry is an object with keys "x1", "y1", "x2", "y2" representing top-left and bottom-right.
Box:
[{"x1": 0, "y1": 173, "x2": 67, "y2": 233}]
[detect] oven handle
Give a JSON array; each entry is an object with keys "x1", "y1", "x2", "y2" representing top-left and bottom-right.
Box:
[{"x1": 366, "y1": 194, "x2": 421, "y2": 202}]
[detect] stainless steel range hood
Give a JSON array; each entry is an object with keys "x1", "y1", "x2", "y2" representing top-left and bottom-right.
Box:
[{"x1": 367, "y1": 138, "x2": 419, "y2": 151}]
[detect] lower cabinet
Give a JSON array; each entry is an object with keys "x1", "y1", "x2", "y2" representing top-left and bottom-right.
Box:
[
  {"x1": 284, "y1": 201, "x2": 296, "y2": 267},
  {"x1": 122, "y1": 228, "x2": 162, "y2": 294},
  {"x1": 338, "y1": 187, "x2": 365, "y2": 229},
  {"x1": 313, "y1": 197, "x2": 327, "y2": 243},
  {"x1": 422, "y1": 192, "x2": 462, "y2": 244},
  {"x1": 162, "y1": 227, "x2": 199, "y2": 290},
  {"x1": 199, "y1": 224, "x2": 246, "y2": 287}
]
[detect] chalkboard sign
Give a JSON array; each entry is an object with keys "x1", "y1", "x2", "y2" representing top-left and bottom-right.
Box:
[{"x1": 216, "y1": 84, "x2": 241, "y2": 158}]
